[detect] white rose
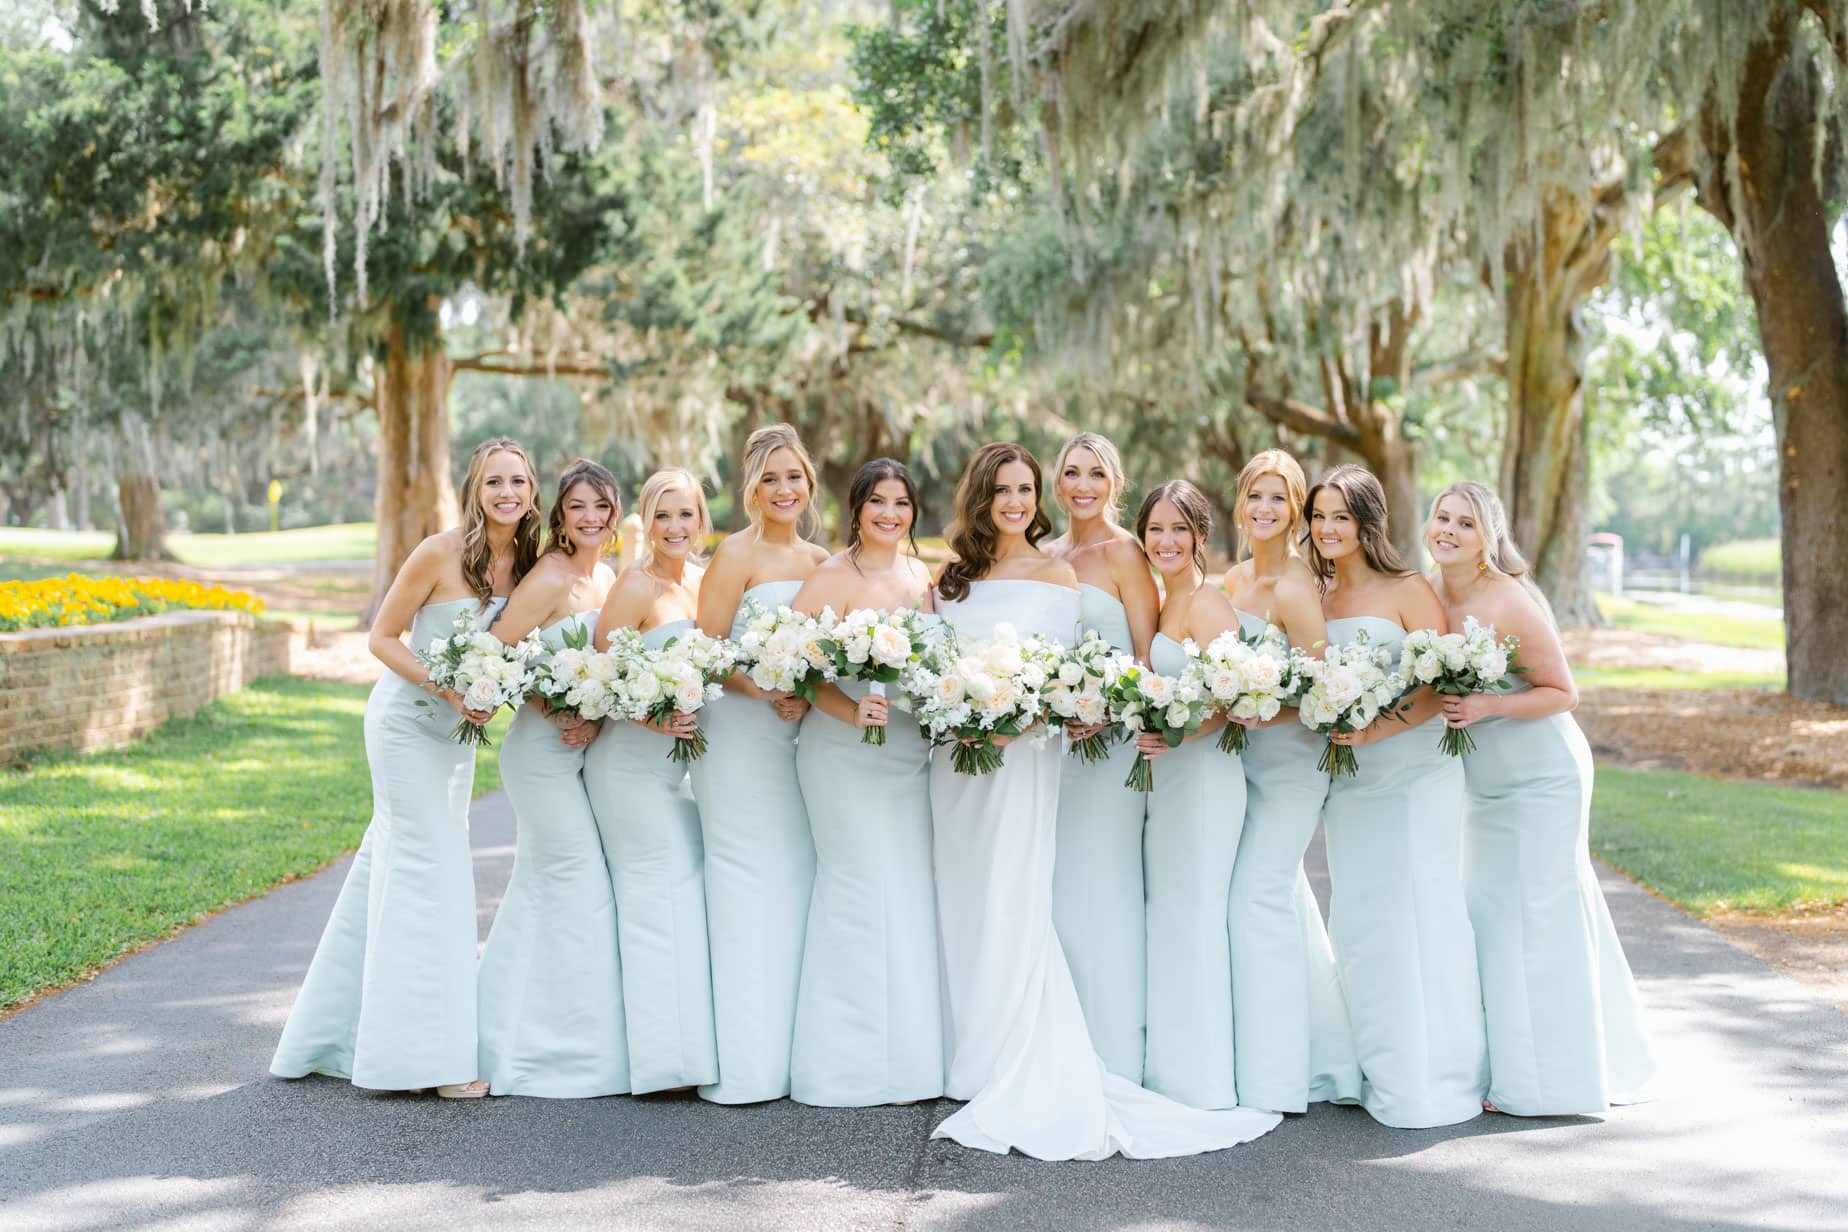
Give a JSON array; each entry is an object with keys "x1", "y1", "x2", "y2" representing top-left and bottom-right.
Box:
[
  {"x1": 871, "y1": 624, "x2": 910, "y2": 666},
  {"x1": 463, "y1": 679, "x2": 500, "y2": 710},
  {"x1": 1165, "y1": 702, "x2": 1192, "y2": 729},
  {"x1": 1142, "y1": 675, "x2": 1174, "y2": 707},
  {"x1": 1057, "y1": 661, "x2": 1085, "y2": 687},
  {"x1": 1232, "y1": 695, "x2": 1259, "y2": 720}
]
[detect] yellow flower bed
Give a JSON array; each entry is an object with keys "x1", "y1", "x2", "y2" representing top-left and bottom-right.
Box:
[{"x1": 0, "y1": 574, "x2": 266, "y2": 632}]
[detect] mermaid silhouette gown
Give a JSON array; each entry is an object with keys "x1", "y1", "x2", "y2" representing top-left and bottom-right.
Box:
[
  {"x1": 790, "y1": 666, "x2": 945, "y2": 1106},
  {"x1": 929, "y1": 579, "x2": 1281, "y2": 1159},
  {"x1": 476, "y1": 610, "x2": 630, "y2": 1097},
  {"x1": 1461, "y1": 676, "x2": 1656, "y2": 1114},
  {"x1": 687, "y1": 580, "x2": 816, "y2": 1103},
  {"x1": 1227, "y1": 609, "x2": 1362, "y2": 1113},
  {"x1": 583, "y1": 618, "x2": 720, "y2": 1094},
  {"x1": 1140, "y1": 632, "x2": 1243, "y2": 1109},
  {"x1": 272, "y1": 596, "x2": 505, "y2": 1090},
  {"x1": 1319, "y1": 615, "x2": 1488, "y2": 1128},
  {"x1": 1051, "y1": 583, "x2": 1148, "y2": 1081}
]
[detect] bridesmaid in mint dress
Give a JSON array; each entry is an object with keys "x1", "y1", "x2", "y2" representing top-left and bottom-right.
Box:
[
  {"x1": 1310, "y1": 464, "x2": 1488, "y2": 1129},
  {"x1": 476, "y1": 460, "x2": 628, "y2": 1098},
  {"x1": 1221, "y1": 450, "x2": 1362, "y2": 1113},
  {"x1": 788, "y1": 458, "x2": 944, "y2": 1106},
  {"x1": 1426, "y1": 481, "x2": 1656, "y2": 1116},
  {"x1": 272, "y1": 437, "x2": 542, "y2": 1097},
  {"x1": 585, "y1": 467, "x2": 720, "y2": 1094},
  {"x1": 689, "y1": 423, "x2": 829, "y2": 1103},
  {"x1": 1043, "y1": 432, "x2": 1157, "y2": 1081},
  {"x1": 1133, "y1": 481, "x2": 1245, "y2": 1110}
]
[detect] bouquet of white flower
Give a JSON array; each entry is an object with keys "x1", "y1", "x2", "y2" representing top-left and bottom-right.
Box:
[
  {"x1": 620, "y1": 626, "x2": 738, "y2": 763},
  {"x1": 1197, "y1": 625, "x2": 1304, "y2": 754},
  {"x1": 818, "y1": 607, "x2": 930, "y2": 745},
  {"x1": 526, "y1": 620, "x2": 628, "y2": 725},
  {"x1": 1293, "y1": 632, "x2": 1411, "y2": 777},
  {"x1": 414, "y1": 608, "x2": 542, "y2": 746},
  {"x1": 907, "y1": 621, "x2": 1064, "y2": 775},
  {"x1": 732, "y1": 600, "x2": 837, "y2": 703},
  {"x1": 1104, "y1": 648, "x2": 1214, "y2": 792},
  {"x1": 1044, "y1": 629, "x2": 1130, "y2": 764},
  {"x1": 1399, "y1": 617, "x2": 1524, "y2": 756}
]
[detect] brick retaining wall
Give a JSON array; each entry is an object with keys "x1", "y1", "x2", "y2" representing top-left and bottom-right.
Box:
[{"x1": 0, "y1": 612, "x2": 293, "y2": 765}]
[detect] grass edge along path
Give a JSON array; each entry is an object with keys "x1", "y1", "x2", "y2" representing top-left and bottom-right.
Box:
[
  {"x1": 1592, "y1": 765, "x2": 1848, "y2": 916},
  {"x1": 0, "y1": 676, "x2": 509, "y2": 1015}
]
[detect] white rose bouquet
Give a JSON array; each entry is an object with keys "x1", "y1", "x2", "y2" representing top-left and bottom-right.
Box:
[
  {"x1": 1400, "y1": 617, "x2": 1524, "y2": 756},
  {"x1": 1044, "y1": 629, "x2": 1130, "y2": 764},
  {"x1": 1104, "y1": 649, "x2": 1214, "y2": 793},
  {"x1": 819, "y1": 607, "x2": 930, "y2": 745},
  {"x1": 906, "y1": 621, "x2": 1063, "y2": 775},
  {"x1": 621, "y1": 627, "x2": 738, "y2": 763},
  {"x1": 1197, "y1": 625, "x2": 1305, "y2": 754},
  {"x1": 527, "y1": 620, "x2": 628, "y2": 725},
  {"x1": 732, "y1": 600, "x2": 837, "y2": 703},
  {"x1": 414, "y1": 608, "x2": 542, "y2": 746},
  {"x1": 1293, "y1": 632, "x2": 1411, "y2": 777}
]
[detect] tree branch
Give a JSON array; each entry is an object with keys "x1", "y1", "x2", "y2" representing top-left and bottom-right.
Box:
[
  {"x1": 452, "y1": 356, "x2": 611, "y2": 380},
  {"x1": 838, "y1": 305, "x2": 994, "y2": 349},
  {"x1": 1411, "y1": 351, "x2": 1509, "y2": 386},
  {"x1": 250, "y1": 384, "x2": 377, "y2": 412},
  {"x1": 1244, "y1": 385, "x2": 1364, "y2": 450}
]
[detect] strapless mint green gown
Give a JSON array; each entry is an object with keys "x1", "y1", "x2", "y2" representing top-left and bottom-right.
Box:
[
  {"x1": 583, "y1": 619, "x2": 719, "y2": 1094},
  {"x1": 1321, "y1": 616, "x2": 1488, "y2": 1128},
  {"x1": 1052, "y1": 584, "x2": 1148, "y2": 1082},
  {"x1": 790, "y1": 675, "x2": 945, "y2": 1106},
  {"x1": 688, "y1": 580, "x2": 816, "y2": 1103},
  {"x1": 1462, "y1": 679, "x2": 1657, "y2": 1114},
  {"x1": 476, "y1": 611, "x2": 629, "y2": 1097},
  {"x1": 1227, "y1": 611, "x2": 1362, "y2": 1113},
  {"x1": 1140, "y1": 632, "x2": 1244, "y2": 1109},
  {"x1": 271, "y1": 596, "x2": 504, "y2": 1090}
]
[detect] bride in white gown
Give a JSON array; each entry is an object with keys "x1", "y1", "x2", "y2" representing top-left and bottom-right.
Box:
[{"x1": 928, "y1": 443, "x2": 1282, "y2": 1160}]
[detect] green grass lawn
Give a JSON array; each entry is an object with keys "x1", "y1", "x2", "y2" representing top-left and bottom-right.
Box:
[
  {"x1": 1697, "y1": 537, "x2": 1780, "y2": 586},
  {"x1": 1576, "y1": 666, "x2": 1786, "y2": 691},
  {"x1": 1597, "y1": 595, "x2": 1785, "y2": 651},
  {"x1": 0, "y1": 676, "x2": 507, "y2": 1013},
  {"x1": 0, "y1": 523, "x2": 376, "y2": 568},
  {"x1": 1592, "y1": 765, "x2": 1848, "y2": 915}
]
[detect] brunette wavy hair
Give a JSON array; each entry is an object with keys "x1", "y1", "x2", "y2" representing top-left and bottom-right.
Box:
[
  {"x1": 937, "y1": 442, "x2": 1053, "y2": 602},
  {"x1": 544, "y1": 459, "x2": 621, "y2": 557},
  {"x1": 1135, "y1": 479, "x2": 1214, "y2": 577},
  {"x1": 845, "y1": 458, "x2": 921, "y2": 568},
  {"x1": 459, "y1": 436, "x2": 542, "y2": 606},
  {"x1": 1303, "y1": 463, "x2": 1412, "y2": 581}
]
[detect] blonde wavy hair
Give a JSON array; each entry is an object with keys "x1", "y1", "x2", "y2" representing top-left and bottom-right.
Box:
[
  {"x1": 1053, "y1": 431, "x2": 1127, "y2": 525},
  {"x1": 739, "y1": 423, "x2": 820, "y2": 539},
  {"x1": 1233, "y1": 449, "x2": 1309, "y2": 559},
  {"x1": 1429, "y1": 480, "x2": 1557, "y2": 626},
  {"x1": 637, "y1": 467, "x2": 713, "y2": 566},
  {"x1": 459, "y1": 436, "x2": 542, "y2": 606}
]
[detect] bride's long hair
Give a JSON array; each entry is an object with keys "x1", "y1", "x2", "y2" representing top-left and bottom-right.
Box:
[{"x1": 937, "y1": 442, "x2": 1052, "y2": 602}]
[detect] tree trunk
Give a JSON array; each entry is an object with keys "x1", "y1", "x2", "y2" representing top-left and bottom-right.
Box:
[
  {"x1": 363, "y1": 321, "x2": 459, "y2": 628},
  {"x1": 113, "y1": 474, "x2": 173, "y2": 560},
  {"x1": 1497, "y1": 188, "x2": 1624, "y2": 628},
  {"x1": 1694, "y1": 18, "x2": 1848, "y2": 705}
]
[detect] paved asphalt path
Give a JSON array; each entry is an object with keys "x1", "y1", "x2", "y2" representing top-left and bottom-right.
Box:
[{"x1": 3, "y1": 791, "x2": 1845, "y2": 1232}]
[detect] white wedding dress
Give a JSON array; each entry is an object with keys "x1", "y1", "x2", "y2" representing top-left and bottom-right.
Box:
[{"x1": 929, "y1": 579, "x2": 1282, "y2": 1160}]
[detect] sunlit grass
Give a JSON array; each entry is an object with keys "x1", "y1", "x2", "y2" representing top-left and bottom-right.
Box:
[
  {"x1": 0, "y1": 523, "x2": 376, "y2": 568},
  {"x1": 1592, "y1": 766, "x2": 1848, "y2": 915},
  {"x1": 0, "y1": 677, "x2": 507, "y2": 1012},
  {"x1": 1597, "y1": 595, "x2": 1784, "y2": 651},
  {"x1": 1576, "y1": 666, "x2": 1785, "y2": 691}
]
